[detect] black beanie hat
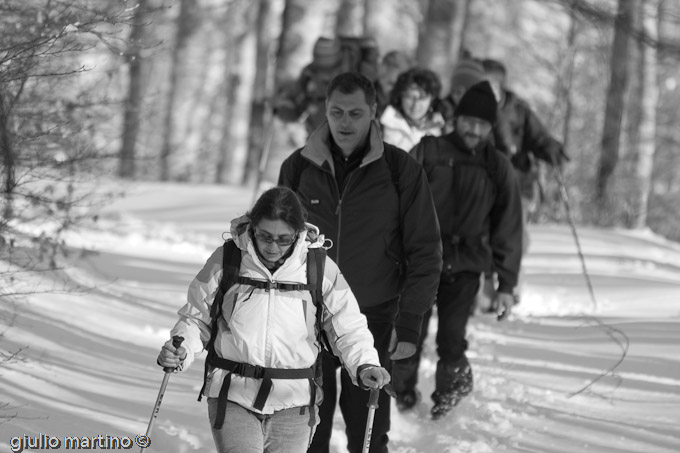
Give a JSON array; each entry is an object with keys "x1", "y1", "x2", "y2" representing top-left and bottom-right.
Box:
[{"x1": 454, "y1": 80, "x2": 497, "y2": 125}]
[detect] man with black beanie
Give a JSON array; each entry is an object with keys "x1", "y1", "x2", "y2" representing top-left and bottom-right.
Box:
[{"x1": 394, "y1": 80, "x2": 523, "y2": 419}]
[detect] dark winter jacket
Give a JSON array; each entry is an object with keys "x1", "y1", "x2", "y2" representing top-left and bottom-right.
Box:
[
  {"x1": 410, "y1": 132, "x2": 522, "y2": 293},
  {"x1": 278, "y1": 120, "x2": 443, "y2": 344},
  {"x1": 494, "y1": 90, "x2": 566, "y2": 171}
]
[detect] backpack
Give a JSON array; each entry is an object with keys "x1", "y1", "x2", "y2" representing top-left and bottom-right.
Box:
[
  {"x1": 198, "y1": 239, "x2": 326, "y2": 430},
  {"x1": 420, "y1": 135, "x2": 502, "y2": 191}
]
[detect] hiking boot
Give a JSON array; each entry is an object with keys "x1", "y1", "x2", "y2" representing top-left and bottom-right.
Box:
[
  {"x1": 430, "y1": 388, "x2": 470, "y2": 420},
  {"x1": 396, "y1": 389, "x2": 420, "y2": 412},
  {"x1": 431, "y1": 356, "x2": 474, "y2": 420}
]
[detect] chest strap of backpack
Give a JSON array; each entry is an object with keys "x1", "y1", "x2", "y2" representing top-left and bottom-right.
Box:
[{"x1": 199, "y1": 240, "x2": 326, "y2": 430}]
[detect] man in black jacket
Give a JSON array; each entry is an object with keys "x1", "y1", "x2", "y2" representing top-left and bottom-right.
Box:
[
  {"x1": 278, "y1": 72, "x2": 442, "y2": 453},
  {"x1": 401, "y1": 81, "x2": 523, "y2": 419}
]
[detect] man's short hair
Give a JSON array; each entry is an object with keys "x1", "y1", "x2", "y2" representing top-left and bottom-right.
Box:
[{"x1": 326, "y1": 72, "x2": 377, "y2": 107}]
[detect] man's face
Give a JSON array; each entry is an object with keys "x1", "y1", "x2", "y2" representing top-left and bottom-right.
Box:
[
  {"x1": 326, "y1": 89, "x2": 375, "y2": 156},
  {"x1": 456, "y1": 115, "x2": 492, "y2": 150}
]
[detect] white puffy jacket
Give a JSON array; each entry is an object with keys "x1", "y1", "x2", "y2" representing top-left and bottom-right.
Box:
[
  {"x1": 380, "y1": 105, "x2": 445, "y2": 152},
  {"x1": 171, "y1": 218, "x2": 380, "y2": 414}
]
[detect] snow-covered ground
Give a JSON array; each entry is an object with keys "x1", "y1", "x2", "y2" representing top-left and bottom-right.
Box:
[{"x1": 1, "y1": 181, "x2": 679, "y2": 453}]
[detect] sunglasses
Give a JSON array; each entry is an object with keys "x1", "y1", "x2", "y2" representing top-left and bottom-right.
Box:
[{"x1": 253, "y1": 231, "x2": 297, "y2": 246}]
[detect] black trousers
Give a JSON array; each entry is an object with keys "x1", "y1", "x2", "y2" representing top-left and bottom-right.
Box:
[
  {"x1": 307, "y1": 319, "x2": 393, "y2": 453},
  {"x1": 392, "y1": 271, "x2": 480, "y2": 395}
]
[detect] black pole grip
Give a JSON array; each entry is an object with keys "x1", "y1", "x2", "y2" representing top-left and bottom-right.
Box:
[
  {"x1": 367, "y1": 388, "x2": 380, "y2": 409},
  {"x1": 163, "y1": 335, "x2": 185, "y2": 373}
]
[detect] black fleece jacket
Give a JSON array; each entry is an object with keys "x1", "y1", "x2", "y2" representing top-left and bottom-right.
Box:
[
  {"x1": 278, "y1": 121, "x2": 442, "y2": 344},
  {"x1": 410, "y1": 132, "x2": 522, "y2": 293}
]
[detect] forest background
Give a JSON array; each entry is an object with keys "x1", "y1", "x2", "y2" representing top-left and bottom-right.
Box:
[{"x1": 1, "y1": 0, "x2": 680, "y2": 263}]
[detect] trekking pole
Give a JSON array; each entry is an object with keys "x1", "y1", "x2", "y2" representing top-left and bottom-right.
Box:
[
  {"x1": 362, "y1": 388, "x2": 380, "y2": 453},
  {"x1": 549, "y1": 154, "x2": 598, "y2": 311},
  {"x1": 140, "y1": 335, "x2": 184, "y2": 453}
]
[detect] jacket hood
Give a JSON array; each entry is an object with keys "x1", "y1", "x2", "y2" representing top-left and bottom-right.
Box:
[
  {"x1": 301, "y1": 120, "x2": 385, "y2": 173},
  {"x1": 229, "y1": 215, "x2": 328, "y2": 252}
]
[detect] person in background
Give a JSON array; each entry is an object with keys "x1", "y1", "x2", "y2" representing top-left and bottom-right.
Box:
[
  {"x1": 374, "y1": 50, "x2": 414, "y2": 118},
  {"x1": 157, "y1": 186, "x2": 390, "y2": 453},
  {"x1": 440, "y1": 57, "x2": 487, "y2": 133},
  {"x1": 399, "y1": 81, "x2": 523, "y2": 420},
  {"x1": 480, "y1": 58, "x2": 569, "y2": 303},
  {"x1": 379, "y1": 67, "x2": 446, "y2": 152},
  {"x1": 279, "y1": 72, "x2": 442, "y2": 453}
]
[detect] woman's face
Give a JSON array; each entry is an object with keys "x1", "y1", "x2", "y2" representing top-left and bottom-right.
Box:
[
  {"x1": 400, "y1": 85, "x2": 433, "y2": 122},
  {"x1": 252, "y1": 218, "x2": 297, "y2": 263}
]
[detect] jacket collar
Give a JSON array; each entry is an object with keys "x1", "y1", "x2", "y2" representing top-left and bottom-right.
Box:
[
  {"x1": 300, "y1": 120, "x2": 385, "y2": 175},
  {"x1": 381, "y1": 105, "x2": 445, "y2": 135}
]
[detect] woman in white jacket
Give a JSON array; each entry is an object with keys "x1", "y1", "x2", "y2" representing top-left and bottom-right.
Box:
[
  {"x1": 380, "y1": 67, "x2": 446, "y2": 152},
  {"x1": 157, "y1": 186, "x2": 389, "y2": 453}
]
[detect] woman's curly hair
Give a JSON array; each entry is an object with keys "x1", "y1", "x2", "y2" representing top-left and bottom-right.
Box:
[{"x1": 389, "y1": 67, "x2": 442, "y2": 109}]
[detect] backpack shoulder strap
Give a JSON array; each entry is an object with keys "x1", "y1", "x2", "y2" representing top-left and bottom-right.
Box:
[
  {"x1": 305, "y1": 247, "x2": 326, "y2": 308},
  {"x1": 210, "y1": 240, "x2": 241, "y2": 319},
  {"x1": 289, "y1": 152, "x2": 311, "y2": 193},
  {"x1": 382, "y1": 145, "x2": 403, "y2": 198},
  {"x1": 199, "y1": 239, "x2": 242, "y2": 402}
]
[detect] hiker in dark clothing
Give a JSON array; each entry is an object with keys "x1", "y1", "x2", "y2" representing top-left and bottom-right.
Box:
[
  {"x1": 482, "y1": 58, "x2": 569, "y2": 253},
  {"x1": 396, "y1": 81, "x2": 523, "y2": 420},
  {"x1": 278, "y1": 72, "x2": 442, "y2": 453}
]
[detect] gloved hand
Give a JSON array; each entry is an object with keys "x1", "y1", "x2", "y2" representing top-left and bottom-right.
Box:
[
  {"x1": 491, "y1": 291, "x2": 519, "y2": 321},
  {"x1": 388, "y1": 329, "x2": 417, "y2": 361},
  {"x1": 359, "y1": 366, "x2": 391, "y2": 389},
  {"x1": 157, "y1": 339, "x2": 187, "y2": 369}
]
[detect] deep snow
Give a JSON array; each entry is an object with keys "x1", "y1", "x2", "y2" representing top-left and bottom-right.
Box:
[{"x1": 1, "y1": 181, "x2": 679, "y2": 453}]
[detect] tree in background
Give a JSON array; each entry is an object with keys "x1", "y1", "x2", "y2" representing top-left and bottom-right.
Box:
[
  {"x1": 1, "y1": 0, "x2": 133, "y2": 255},
  {"x1": 628, "y1": 0, "x2": 659, "y2": 229},
  {"x1": 120, "y1": 0, "x2": 151, "y2": 180},
  {"x1": 158, "y1": 0, "x2": 198, "y2": 181},
  {"x1": 417, "y1": 0, "x2": 470, "y2": 94},
  {"x1": 244, "y1": 0, "x2": 281, "y2": 186},
  {"x1": 596, "y1": 0, "x2": 635, "y2": 216}
]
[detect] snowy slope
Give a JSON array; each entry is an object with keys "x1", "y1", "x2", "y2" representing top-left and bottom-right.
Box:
[{"x1": 1, "y1": 182, "x2": 679, "y2": 453}]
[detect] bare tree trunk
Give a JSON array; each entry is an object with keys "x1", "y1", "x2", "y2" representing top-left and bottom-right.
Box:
[
  {"x1": 275, "y1": 0, "x2": 332, "y2": 87},
  {"x1": 561, "y1": 1, "x2": 579, "y2": 153},
  {"x1": 596, "y1": 0, "x2": 635, "y2": 208},
  {"x1": 337, "y1": 0, "x2": 364, "y2": 36},
  {"x1": 632, "y1": 0, "x2": 660, "y2": 229},
  {"x1": 243, "y1": 0, "x2": 279, "y2": 186},
  {"x1": 0, "y1": 90, "x2": 15, "y2": 220},
  {"x1": 118, "y1": 0, "x2": 148, "y2": 179},
  {"x1": 159, "y1": 0, "x2": 198, "y2": 181},
  {"x1": 416, "y1": 0, "x2": 469, "y2": 95},
  {"x1": 218, "y1": 2, "x2": 258, "y2": 185},
  {"x1": 363, "y1": 0, "x2": 386, "y2": 39}
]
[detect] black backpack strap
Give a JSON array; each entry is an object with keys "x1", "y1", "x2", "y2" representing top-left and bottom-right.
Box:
[
  {"x1": 289, "y1": 152, "x2": 311, "y2": 193},
  {"x1": 382, "y1": 145, "x2": 402, "y2": 197},
  {"x1": 198, "y1": 240, "x2": 241, "y2": 403}
]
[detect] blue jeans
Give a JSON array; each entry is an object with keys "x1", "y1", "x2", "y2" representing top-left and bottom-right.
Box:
[{"x1": 208, "y1": 398, "x2": 317, "y2": 453}]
